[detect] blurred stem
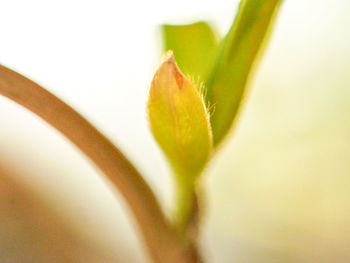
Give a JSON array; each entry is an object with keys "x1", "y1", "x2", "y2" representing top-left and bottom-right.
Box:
[
  {"x1": 0, "y1": 64, "x2": 200, "y2": 263},
  {"x1": 174, "y1": 180, "x2": 197, "y2": 234},
  {"x1": 173, "y1": 177, "x2": 204, "y2": 263}
]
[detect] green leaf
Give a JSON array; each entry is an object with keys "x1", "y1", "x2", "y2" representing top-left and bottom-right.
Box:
[
  {"x1": 162, "y1": 22, "x2": 219, "y2": 82},
  {"x1": 205, "y1": 0, "x2": 282, "y2": 146},
  {"x1": 147, "y1": 52, "x2": 212, "y2": 228}
]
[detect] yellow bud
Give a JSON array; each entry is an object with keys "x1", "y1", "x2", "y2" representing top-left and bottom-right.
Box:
[{"x1": 147, "y1": 52, "x2": 212, "y2": 228}]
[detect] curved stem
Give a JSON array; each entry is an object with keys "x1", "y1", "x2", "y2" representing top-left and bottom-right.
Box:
[{"x1": 0, "y1": 64, "x2": 196, "y2": 263}]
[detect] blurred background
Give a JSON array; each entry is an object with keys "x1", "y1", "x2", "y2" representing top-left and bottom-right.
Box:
[{"x1": 0, "y1": 0, "x2": 349, "y2": 262}]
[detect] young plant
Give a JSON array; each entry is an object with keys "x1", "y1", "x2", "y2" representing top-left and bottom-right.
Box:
[{"x1": 0, "y1": 0, "x2": 282, "y2": 262}]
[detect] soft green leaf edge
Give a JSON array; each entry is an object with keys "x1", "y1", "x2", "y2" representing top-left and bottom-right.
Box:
[
  {"x1": 162, "y1": 22, "x2": 220, "y2": 83},
  {"x1": 205, "y1": 0, "x2": 283, "y2": 146}
]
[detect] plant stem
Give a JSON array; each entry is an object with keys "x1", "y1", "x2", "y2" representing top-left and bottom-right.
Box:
[
  {"x1": 0, "y1": 64, "x2": 198, "y2": 263},
  {"x1": 173, "y1": 179, "x2": 200, "y2": 239}
]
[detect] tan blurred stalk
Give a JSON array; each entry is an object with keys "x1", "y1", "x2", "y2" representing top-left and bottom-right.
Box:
[{"x1": 0, "y1": 167, "x2": 120, "y2": 263}]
